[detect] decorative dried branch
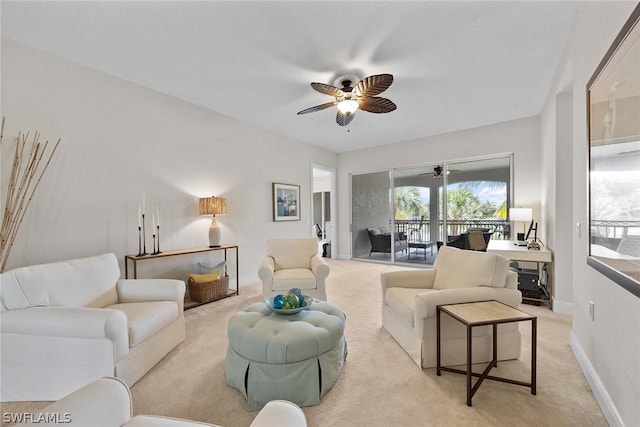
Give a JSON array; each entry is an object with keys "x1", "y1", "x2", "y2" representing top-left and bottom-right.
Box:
[{"x1": 0, "y1": 118, "x2": 61, "y2": 271}]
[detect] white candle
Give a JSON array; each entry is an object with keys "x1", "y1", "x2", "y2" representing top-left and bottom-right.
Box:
[
  {"x1": 138, "y1": 205, "x2": 141, "y2": 227},
  {"x1": 152, "y1": 214, "x2": 156, "y2": 231},
  {"x1": 156, "y1": 206, "x2": 160, "y2": 227},
  {"x1": 142, "y1": 194, "x2": 146, "y2": 214}
]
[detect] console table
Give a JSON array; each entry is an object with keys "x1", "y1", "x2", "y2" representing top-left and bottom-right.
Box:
[
  {"x1": 124, "y1": 245, "x2": 239, "y2": 309},
  {"x1": 487, "y1": 240, "x2": 553, "y2": 309}
]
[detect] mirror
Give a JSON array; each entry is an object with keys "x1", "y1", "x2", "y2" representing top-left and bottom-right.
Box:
[{"x1": 587, "y1": 3, "x2": 640, "y2": 297}]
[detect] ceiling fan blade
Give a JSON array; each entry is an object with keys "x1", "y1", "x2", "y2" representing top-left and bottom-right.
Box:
[
  {"x1": 297, "y1": 101, "x2": 338, "y2": 115},
  {"x1": 336, "y1": 110, "x2": 355, "y2": 126},
  {"x1": 354, "y1": 74, "x2": 393, "y2": 97},
  {"x1": 358, "y1": 97, "x2": 397, "y2": 114},
  {"x1": 311, "y1": 82, "x2": 344, "y2": 97}
]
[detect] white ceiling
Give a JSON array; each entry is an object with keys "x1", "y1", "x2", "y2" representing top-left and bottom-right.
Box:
[{"x1": 1, "y1": 1, "x2": 580, "y2": 154}]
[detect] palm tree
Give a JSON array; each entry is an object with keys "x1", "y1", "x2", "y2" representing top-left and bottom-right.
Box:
[
  {"x1": 446, "y1": 187, "x2": 482, "y2": 219},
  {"x1": 394, "y1": 187, "x2": 428, "y2": 220}
]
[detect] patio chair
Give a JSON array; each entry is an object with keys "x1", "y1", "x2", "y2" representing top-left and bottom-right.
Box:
[{"x1": 367, "y1": 227, "x2": 408, "y2": 257}]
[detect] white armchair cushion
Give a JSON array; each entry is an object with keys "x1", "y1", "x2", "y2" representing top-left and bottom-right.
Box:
[
  {"x1": 267, "y1": 238, "x2": 318, "y2": 269},
  {"x1": 433, "y1": 246, "x2": 508, "y2": 290},
  {"x1": 272, "y1": 268, "x2": 317, "y2": 291},
  {"x1": 106, "y1": 302, "x2": 179, "y2": 347}
]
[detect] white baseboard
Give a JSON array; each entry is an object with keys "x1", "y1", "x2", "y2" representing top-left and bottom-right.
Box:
[
  {"x1": 552, "y1": 300, "x2": 572, "y2": 315},
  {"x1": 570, "y1": 332, "x2": 623, "y2": 427}
]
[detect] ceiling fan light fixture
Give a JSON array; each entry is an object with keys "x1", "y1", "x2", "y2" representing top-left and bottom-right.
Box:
[
  {"x1": 298, "y1": 73, "x2": 395, "y2": 126},
  {"x1": 337, "y1": 99, "x2": 359, "y2": 115}
]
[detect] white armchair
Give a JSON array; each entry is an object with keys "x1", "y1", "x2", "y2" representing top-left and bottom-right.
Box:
[
  {"x1": 381, "y1": 246, "x2": 522, "y2": 369},
  {"x1": 0, "y1": 253, "x2": 186, "y2": 402},
  {"x1": 258, "y1": 238, "x2": 329, "y2": 301},
  {"x1": 13, "y1": 377, "x2": 307, "y2": 427}
]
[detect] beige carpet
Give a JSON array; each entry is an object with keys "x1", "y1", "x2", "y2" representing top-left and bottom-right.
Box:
[{"x1": 1, "y1": 259, "x2": 606, "y2": 427}]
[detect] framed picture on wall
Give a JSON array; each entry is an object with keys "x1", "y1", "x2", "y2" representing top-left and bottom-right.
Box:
[{"x1": 273, "y1": 183, "x2": 300, "y2": 221}]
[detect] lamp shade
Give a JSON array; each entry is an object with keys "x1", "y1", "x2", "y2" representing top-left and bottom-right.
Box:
[
  {"x1": 337, "y1": 99, "x2": 359, "y2": 115},
  {"x1": 199, "y1": 197, "x2": 227, "y2": 216},
  {"x1": 509, "y1": 208, "x2": 532, "y2": 222}
]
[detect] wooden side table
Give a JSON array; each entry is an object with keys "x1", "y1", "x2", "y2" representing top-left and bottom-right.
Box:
[
  {"x1": 124, "y1": 245, "x2": 239, "y2": 309},
  {"x1": 436, "y1": 300, "x2": 536, "y2": 406}
]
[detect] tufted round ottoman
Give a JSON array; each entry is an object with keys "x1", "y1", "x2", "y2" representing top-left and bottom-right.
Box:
[{"x1": 225, "y1": 300, "x2": 347, "y2": 411}]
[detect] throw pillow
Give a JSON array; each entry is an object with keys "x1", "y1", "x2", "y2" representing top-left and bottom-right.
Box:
[
  {"x1": 189, "y1": 272, "x2": 221, "y2": 283},
  {"x1": 198, "y1": 260, "x2": 226, "y2": 276}
]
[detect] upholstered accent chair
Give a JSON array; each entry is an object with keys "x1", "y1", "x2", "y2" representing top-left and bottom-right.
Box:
[
  {"x1": 366, "y1": 227, "x2": 408, "y2": 257},
  {"x1": 13, "y1": 377, "x2": 307, "y2": 427},
  {"x1": 380, "y1": 246, "x2": 522, "y2": 368},
  {"x1": 259, "y1": 238, "x2": 329, "y2": 300},
  {"x1": 0, "y1": 253, "x2": 186, "y2": 402}
]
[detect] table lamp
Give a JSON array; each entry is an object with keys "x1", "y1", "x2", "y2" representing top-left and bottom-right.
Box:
[
  {"x1": 509, "y1": 208, "x2": 532, "y2": 241},
  {"x1": 199, "y1": 196, "x2": 227, "y2": 247}
]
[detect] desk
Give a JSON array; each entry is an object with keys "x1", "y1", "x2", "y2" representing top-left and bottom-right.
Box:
[
  {"x1": 487, "y1": 240, "x2": 553, "y2": 309},
  {"x1": 124, "y1": 245, "x2": 239, "y2": 309},
  {"x1": 437, "y1": 300, "x2": 537, "y2": 406}
]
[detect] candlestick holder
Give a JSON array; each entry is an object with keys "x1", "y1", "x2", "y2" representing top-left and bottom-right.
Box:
[
  {"x1": 138, "y1": 214, "x2": 149, "y2": 257},
  {"x1": 155, "y1": 225, "x2": 162, "y2": 254},
  {"x1": 137, "y1": 226, "x2": 143, "y2": 256},
  {"x1": 152, "y1": 233, "x2": 158, "y2": 255}
]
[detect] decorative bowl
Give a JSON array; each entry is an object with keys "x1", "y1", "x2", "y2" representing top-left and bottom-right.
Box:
[{"x1": 265, "y1": 294, "x2": 313, "y2": 314}]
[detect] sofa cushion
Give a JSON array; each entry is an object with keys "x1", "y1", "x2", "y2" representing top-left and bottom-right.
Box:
[
  {"x1": 433, "y1": 246, "x2": 508, "y2": 290},
  {"x1": 267, "y1": 238, "x2": 317, "y2": 270},
  {"x1": 107, "y1": 301, "x2": 178, "y2": 347},
  {"x1": 0, "y1": 253, "x2": 120, "y2": 310},
  {"x1": 367, "y1": 227, "x2": 381, "y2": 236},
  {"x1": 272, "y1": 269, "x2": 317, "y2": 291}
]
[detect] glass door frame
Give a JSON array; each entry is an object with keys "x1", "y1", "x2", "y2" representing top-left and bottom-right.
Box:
[{"x1": 349, "y1": 153, "x2": 514, "y2": 264}]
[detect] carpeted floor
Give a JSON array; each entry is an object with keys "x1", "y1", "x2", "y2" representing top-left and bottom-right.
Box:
[{"x1": 1, "y1": 259, "x2": 607, "y2": 427}]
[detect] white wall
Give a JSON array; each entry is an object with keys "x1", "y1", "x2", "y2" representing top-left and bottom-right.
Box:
[
  {"x1": 1, "y1": 39, "x2": 336, "y2": 284},
  {"x1": 540, "y1": 2, "x2": 640, "y2": 425}
]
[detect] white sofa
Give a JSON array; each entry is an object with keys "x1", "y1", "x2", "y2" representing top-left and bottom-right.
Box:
[
  {"x1": 258, "y1": 238, "x2": 329, "y2": 300},
  {"x1": 0, "y1": 253, "x2": 186, "y2": 402},
  {"x1": 13, "y1": 377, "x2": 307, "y2": 426},
  {"x1": 381, "y1": 246, "x2": 522, "y2": 368}
]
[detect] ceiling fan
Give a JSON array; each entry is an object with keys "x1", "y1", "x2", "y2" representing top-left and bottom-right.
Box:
[
  {"x1": 432, "y1": 165, "x2": 459, "y2": 178},
  {"x1": 297, "y1": 73, "x2": 397, "y2": 126}
]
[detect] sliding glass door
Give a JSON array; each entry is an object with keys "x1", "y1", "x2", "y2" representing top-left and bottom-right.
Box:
[
  {"x1": 394, "y1": 165, "x2": 442, "y2": 263},
  {"x1": 350, "y1": 154, "x2": 512, "y2": 266},
  {"x1": 351, "y1": 171, "x2": 393, "y2": 261},
  {"x1": 444, "y1": 157, "x2": 511, "y2": 244}
]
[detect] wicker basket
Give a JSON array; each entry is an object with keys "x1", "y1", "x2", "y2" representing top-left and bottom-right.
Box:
[{"x1": 188, "y1": 275, "x2": 229, "y2": 302}]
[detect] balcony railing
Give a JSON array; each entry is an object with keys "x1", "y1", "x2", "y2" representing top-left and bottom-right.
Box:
[
  {"x1": 591, "y1": 219, "x2": 640, "y2": 250},
  {"x1": 395, "y1": 219, "x2": 510, "y2": 242}
]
